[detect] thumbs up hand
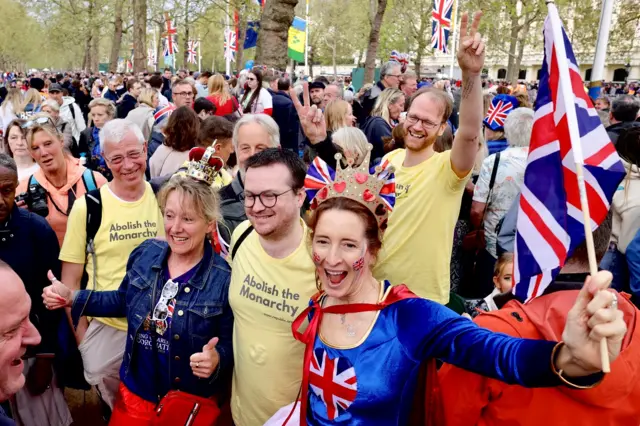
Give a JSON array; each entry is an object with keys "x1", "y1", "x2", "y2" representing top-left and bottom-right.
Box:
[
  {"x1": 190, "y1": 337, "x2": 220, "y2": 379},
  {"x1": 42, "y1": 270, "x2": 73, "y2": 310}
]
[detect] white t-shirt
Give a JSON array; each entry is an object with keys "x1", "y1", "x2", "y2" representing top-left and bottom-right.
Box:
[
  {"x1": 473, "y1": 147, "x2": 528, "y2": 258},
  {"x1": 242, "y1": 87, "x2": 273, "y2": 114}
]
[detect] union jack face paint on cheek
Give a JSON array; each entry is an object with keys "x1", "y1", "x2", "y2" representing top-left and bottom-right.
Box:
[
  {"x1": 312, "y1": 251, "x2": 322, "y2": 265},
  {"x1": 352, "y1": 257, "x2": 364, "y2": 272}
]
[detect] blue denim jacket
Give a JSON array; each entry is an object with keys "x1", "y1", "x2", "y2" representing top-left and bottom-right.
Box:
[{"x1": 71, "y1": 239, "x2": 233, "y2": 403}]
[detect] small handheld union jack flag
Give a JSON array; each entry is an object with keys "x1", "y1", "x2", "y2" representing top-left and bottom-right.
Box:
[{"x1": 431, "y1": 0, "x2": 454, "y2": 53}]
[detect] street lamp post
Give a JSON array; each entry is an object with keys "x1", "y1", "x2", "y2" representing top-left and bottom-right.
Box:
[{"x1": 625, "y1": 62, "x2": 631, "y2": 84}]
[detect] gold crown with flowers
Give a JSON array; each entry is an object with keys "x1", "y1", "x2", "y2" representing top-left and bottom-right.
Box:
[
  {"x1": 175, "y1": 145, "x2": 224, "y2": 186},
  {"x1": 304, "y1": 145, "x2": 396, "y2": 234}
]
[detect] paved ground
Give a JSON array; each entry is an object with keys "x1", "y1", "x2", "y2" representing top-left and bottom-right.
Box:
[{"x1": 65, "y1": 388, "x2": 106, "y2": 426}]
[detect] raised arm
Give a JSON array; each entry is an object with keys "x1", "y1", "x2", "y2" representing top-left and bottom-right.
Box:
[{"x1": 451, "y1": 11, "x2": 485, "y2": 177}]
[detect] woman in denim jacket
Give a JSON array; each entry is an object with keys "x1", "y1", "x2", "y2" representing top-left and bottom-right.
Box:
[{"x1": 43, "y1": 172, "x2": 233, "y2": 424}]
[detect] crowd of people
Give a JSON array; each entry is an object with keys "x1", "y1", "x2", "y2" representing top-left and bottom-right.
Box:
[{"x1": 0, "y1": 10, "x2": 638, "y2": 426}]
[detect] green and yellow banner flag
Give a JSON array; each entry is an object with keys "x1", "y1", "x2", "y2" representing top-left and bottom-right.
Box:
[{"x1": 288, "y1": 17, "x2": 306, "y2": 62}]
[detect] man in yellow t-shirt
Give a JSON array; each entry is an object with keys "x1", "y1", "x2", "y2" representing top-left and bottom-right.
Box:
[
  {"x1": 59, "y1": 120, "x2": 164, "y2": 408},
  {"x1": 374, "y1": 13, "x2": 487, "y2": 304},
  {"x1": 228, "y1": 148, "x2": 316, "y2": 425}
]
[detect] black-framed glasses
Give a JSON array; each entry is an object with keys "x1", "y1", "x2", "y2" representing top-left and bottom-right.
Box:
[
  {"x1": 152, "y1": 279, "x2": 179, "y2": 321},
  {"x1": 21, "y1": 116, "x2": 54, "y2": 129},
  {"x1": 405, "y1": 114, "x2": 441, "y2": 130},
  {"x1": 173, "y1": 91, "x2": 194, "y2": 98},
  {"x1": 247, "y1": 77, "x2": 257, "y2": 81},
  {"x1": 244, "y1": 189, "x2": 293, "y2": 208}
]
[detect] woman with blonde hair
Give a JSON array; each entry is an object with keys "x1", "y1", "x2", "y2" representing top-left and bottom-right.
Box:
[
  {"x1": 207, "y1": 74, "x2": 239, "y2": 117},
  {"x1": 361, "y1": 88, "x2": 405, "y2": 163},
  {"x1": 331, "y1": 127, "x2": 369, "y2": 167},
  {"x1": 126, "y1": 88, "x2": 158, "y2": 140},
  {"x1": 324, "y1": 99, "x2": 356, "y2": 132},
  {"x1": 18, "y1": 115, "x2": 107, "y2": 244},
  {"x1": 41, "y1": 99, "x2": 74, "y2": 149},
  {"x1": 77, "y1": 98, "x2": 117, "y2": 179},
  {"x1": 18, "y1": 88, "x2": 43, "y2": 119},
  {"x1": 0, "y1": 88, "x2": 23, "y2": 135}
]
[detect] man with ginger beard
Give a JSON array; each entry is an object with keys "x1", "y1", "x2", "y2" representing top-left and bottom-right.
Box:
[{"x1": 372, "y1": 12, "x2": 487, "y2": 305}]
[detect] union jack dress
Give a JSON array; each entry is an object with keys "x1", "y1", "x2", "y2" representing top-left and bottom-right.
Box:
[{"x1": 293, "y1": 281, "x2": 571, "y2": 425}]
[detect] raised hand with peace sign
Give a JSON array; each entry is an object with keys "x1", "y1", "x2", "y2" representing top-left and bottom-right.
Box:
[
  {"x1": 290, "y1": 82, "x2": 327, "y2": 145},
  {"x1": 457, "y1": 11, "x2": 485, "y2": 75}
]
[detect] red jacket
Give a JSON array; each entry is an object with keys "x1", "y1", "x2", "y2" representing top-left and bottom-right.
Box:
[{"x1": 439, "y1": 290, "x2": 640, "y2": 426}]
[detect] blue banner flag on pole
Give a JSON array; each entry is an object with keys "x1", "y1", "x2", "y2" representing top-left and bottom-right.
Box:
[{"x1": 244, "y1": 21, "x2": 260, "y2": 49}]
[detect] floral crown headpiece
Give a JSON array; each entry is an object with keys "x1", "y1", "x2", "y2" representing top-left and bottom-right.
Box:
[
  {"x1": 175, "y1": 145, "x2": 224, "y2": 186},
  {"x1": 304, "y1": 146, "x2": 396, "y2": 235}
]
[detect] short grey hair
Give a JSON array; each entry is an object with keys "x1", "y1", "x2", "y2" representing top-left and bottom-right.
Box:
[
  {"x1": 99, "y1": 119, "x2": 145, "y2": 150},
  {"x1": 327, "y1": 83, "x2": 344, "y2": 100},
  {"x1": 344, "y1": 90, "x2": 354, "y2": 103},
  {"x1": 504, "y1": 107, "x2": 534, "y2": 148},
  {"x1": 89, "y1": 98, "x2": 117, "y2": 118},
  {"x1": 0, "y1": 153, "x2": 17, "y2": 175},
  {"x1": 41, "y1": 99, "x2": 60, "y2": 112},
  {"x1": 232, "y1": 114, "x2": 280, "y2": 149},
  {"x1": 380, "y1": 61, "x2": 401, "y2": 79}
]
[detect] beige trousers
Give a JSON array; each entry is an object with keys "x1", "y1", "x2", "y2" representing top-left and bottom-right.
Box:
[{"x1": 78, "y1": 320, "x2": 126, "y2": 409}]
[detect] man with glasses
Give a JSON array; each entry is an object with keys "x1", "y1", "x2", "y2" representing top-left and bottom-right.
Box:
[
  {"x1": 355, "y1": 61, "x2": 402, "y2": 125},
  {"x1": 218, "y1": 114, "x2": 281, "y2": 245},
  {"x1": 59, "y1": 119, "x2": 164, "y2": 411},
  {"x1": 171, "y1": 79, "x2": 195, "y2": 109},
  {"x1": 373, "y1": 12, "x2": 487, "y2": 305},
  {"x1": 228, "y1": 148, "x2": 316, "y2": 426}
]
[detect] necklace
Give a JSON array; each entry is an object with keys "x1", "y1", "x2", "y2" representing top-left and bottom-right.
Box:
[{"x1": 340, "y1": 313, "x2": 356, "y2": 337}]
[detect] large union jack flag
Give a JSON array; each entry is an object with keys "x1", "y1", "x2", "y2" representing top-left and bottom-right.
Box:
[
  {"x1": 513, "y1": 12, "x2": 625, "y2": 302},
  {"x1": 431, "y1": 0, "x2": 454, "y2": 53},
  {"x1": 309, "y1": 349, "x2": 357, "y2": 420}
]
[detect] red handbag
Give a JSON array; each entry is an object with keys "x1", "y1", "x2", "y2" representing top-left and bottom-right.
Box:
[{"x1": 151, "y1": 390, "x2": 221, "y2": 426}]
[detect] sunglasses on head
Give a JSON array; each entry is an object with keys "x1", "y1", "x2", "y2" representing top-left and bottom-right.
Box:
[{"x1": 21, "y1": 116, "x2": 54, "y2": 129}]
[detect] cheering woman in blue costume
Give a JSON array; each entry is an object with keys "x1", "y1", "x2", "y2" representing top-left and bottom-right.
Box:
[{"x1": 269, "y1": 143, "x2": 627, "y2": 426}]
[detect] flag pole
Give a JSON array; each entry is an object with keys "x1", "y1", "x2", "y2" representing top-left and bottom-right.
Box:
[
  {"x1": 588, "y1": 0, "x2": 614, "y2": 100},
  {"x1": 448, "y1": 0, "x2": 459, "y2": 79},
  {"x1": 198, "y1": 36, "x2": 202, "y2": 73},
  {"x1": 304, "y1": 0, "x2": 310, "y2": 77},
  {"x1": 546, "y1": 0, "x2": 610, "y2": 373},
  {"x1": 225, "y1": 1, "x2": 231, "y2": 76}
]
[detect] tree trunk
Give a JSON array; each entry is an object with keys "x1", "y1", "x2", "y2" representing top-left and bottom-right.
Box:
[
  {"x1": 505, "y1": 12, "x2": 519, "y2": 83},
  {"x1": 157, "y1": 22, "x2": 164, "y2": 72},
  {"x1": 109, "y1": 0, "x2": 125, "y2": 73},
  {"x1": 83, "y1": 36, "x2": 91, "y2": 71},
  {"x1": 236, "y1": 9, "x2": 247, "y2": 74},
  {"x1": 364, "y1": 0, "x2": 388, "y2": 84},
  {"x1": 512, "y1": 17, "x2": 531, "y2": 85},
  {"x1": 133, "y1": 0, "x2": 147, "y2": 73},
  {"x1": 255, "y1": 0, "x2": 299, "y2": 69},
  {"x1": 183, "y1": 0, "x2": 190, "y2": 68},
  {"x1": 332, "y1": 41, "x2": 337, "y2": 81}
]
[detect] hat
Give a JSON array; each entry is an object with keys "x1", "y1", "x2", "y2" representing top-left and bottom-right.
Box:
[
  {"x1": 483, "y1": 94, "x2": 519, "y2": 131},
  {"x1": 309, "y1": 81, "x2": 325, "y2": 91},
  {"x1": 153, "y1": 104, "x2": 176, "y2": 127},
  {"x1": 49, "y1": 83, "x2": 63, "y2": 93}
]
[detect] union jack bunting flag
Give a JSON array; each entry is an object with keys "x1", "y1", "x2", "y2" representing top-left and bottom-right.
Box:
[
  {"x1": 163, "y1": 13, "x2": 178, "y2": 56},
  {"x1": 224, "y1": 28, "x2": 237, "y2": 63},
  {"x1": 431, "y1": 0, "x2": 454, "y2": 53},
  {"x1": 513, "y1": 12, "x2": 625, "y2": 302},
  {"x1": 187, "y1": 40, "x2": 199, "y2": 64},
  {"x1": 309, "y1": 349, "x2": 357, "y2": 421}
]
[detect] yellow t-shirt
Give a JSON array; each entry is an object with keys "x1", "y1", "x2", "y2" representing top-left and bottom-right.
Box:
[
  {"x1": 374, "y1": 149, "x2": 470, "y2": 304},
  {"x1": 228, "y1": 220, "x2": 316, "y2": 426},
  {"x1": 59, "y1": 183, "x2": 165, "y2": 331}
]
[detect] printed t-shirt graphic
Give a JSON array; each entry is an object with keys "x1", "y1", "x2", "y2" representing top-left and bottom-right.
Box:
[
  {"x1": 228, "y1": 219, "x2": 317, "y2": 426},
  {"x1": 374, "y1": 149, "x2": 470, "y2": 304},
  {"x1": 59, "y1": 182, "x2": 165, "y2": 331}
]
